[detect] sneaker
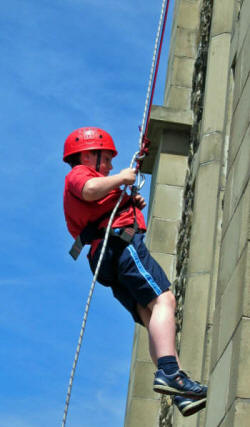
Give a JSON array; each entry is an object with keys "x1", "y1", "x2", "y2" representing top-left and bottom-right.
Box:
[
  {"x1": 153, "y1": 369, "x2": 207, "y2": 397},
  {"x1": 173, "y1": 395, "x2": 207, "y2": 417}
]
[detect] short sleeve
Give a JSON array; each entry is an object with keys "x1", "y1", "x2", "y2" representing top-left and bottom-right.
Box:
[{"x1": 67, "y1": 165, "x2": 98, "y2": 199}]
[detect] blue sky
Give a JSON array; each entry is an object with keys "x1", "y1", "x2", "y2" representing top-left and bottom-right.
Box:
[{"x1": 0, "y1": 1, "x2": 174, "y2": 425}]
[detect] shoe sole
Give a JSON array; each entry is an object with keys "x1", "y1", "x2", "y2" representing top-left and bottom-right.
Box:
[
  {"x1": 153, "y1": 384, "x2": 207, "y2": 398},
  {"x1": 179, "y1": 398, "x2": 207, "y2": 417}
]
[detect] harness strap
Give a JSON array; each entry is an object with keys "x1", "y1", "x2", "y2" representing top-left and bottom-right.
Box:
[{"x1": 69, "y1": 197, "x2": 136, "y2": 260}]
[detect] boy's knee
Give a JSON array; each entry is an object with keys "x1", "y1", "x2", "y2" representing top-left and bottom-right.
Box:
[
  {"x1": 163, "y1": 290, "x2": 176, "y2": 310},
  {"x1": 148, "y1": 290, "x2": 176, "y2": 311}
]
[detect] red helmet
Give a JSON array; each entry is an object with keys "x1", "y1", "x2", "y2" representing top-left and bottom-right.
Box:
[{"x1": 63, "y1": 127, "x2": 118, "y2": 162}]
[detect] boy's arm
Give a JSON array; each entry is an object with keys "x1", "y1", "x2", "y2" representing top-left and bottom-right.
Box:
[{"x1": 82, "y1": 168, "x2": 136, "y2": 201}]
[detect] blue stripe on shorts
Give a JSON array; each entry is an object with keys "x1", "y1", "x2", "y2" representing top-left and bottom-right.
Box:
[{"x1": 127, "y1": 244, "x2": 162, "y2": 296}]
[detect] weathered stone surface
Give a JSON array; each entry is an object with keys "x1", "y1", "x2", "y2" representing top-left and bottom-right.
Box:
[
  {"x1": 142, "y1": 108, "x2": 192, "y2": 174},
  {"x1": 229, "y1": 75, "x2": 250, "y2": 168},
  {"x1": 210, "y1": 297, "x2": 221, "y2": 371},
  {"x1": 177, "y1": 0, "x2": 201, "y2": 30},
  {"x1": 233, "y1": 318, "x2": 250, "y2": 399},
  {"x1": 217, "y1": 247, "x2": 247, "y2": 357},
  {"x1": 125, "y1": 398, "x2": 160, "y2": 427},
  {"x1": 223, "y1": 124, "x2": 250, "y2": 230},
  {"x1": 174, "y1": 407, "x2": 200, "y2": 427},
  {"x1": 242, "y1": 243, "x2": 250, "y2": 316},
  {"x1": 149, "y1": 218, "x2": 179, "y2": 254},
  {"x1": 233, "y1": 25, "x2": 250, "y2": 113},
  {"x1": 220, "y1": 399, "x2": 250, "y2": 427},
  {"x1": 199, "y1": 131, "x2": 223, "y2": 164},
  {"x1": 240, "y1": 25, "x2": 250, "y2": 99},
  {"x1": 175, "y1": 27, "x2": 198, "y2": 58},
  {"x1": 238, "y1": 0, "x2": 250, "y2": 53},
  {"x1": 178, "y1": 273, "x2": 210, "y2": 378},
  {"x1": 218, "y1": 182, "x2": 250, "y2": 298},
  {"x1": 156, "y1": 153, "x2": 188, "y2": 187},
  {"x1": 136, "y1": 326, "x2": 151, "y2": 363},
  {"x1": 171, "y1": 57, "x2": 195, "y2": 88},
  {"x1": 133, "y1": 361, "x2": 158, "y2": 399},
  {"x1": 167, "y1": 86, "x2": 192, "y2": 111},
  {"x1": 210, "y1": 0, "x2": 234, "y2": 35},
  {"x1": 202, "y1": 33, "x2": 231, "y2": 134},
  {"x1": 188, "y1": 161, "x2": 221, "y2": 273},
  {"x1": 205, "y1": 341, "x2": 233, "y2": 427},
  {"x1": 152, "y1": 185, "x2": 183, "y2": 221}
]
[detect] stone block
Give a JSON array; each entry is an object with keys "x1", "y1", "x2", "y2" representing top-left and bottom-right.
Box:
[
  {"x1": 133, "y1": 361, "x2": 158, "y2": 399},
  {"x1": 218, "y1": 182, "x2": 250, "y2": 297},
  {"x1": 177, "y1": 0, "x2": 201, "y2": 30},
  {"x1": 136, "y1": 326, "x2": 151, "y2": 363},
  {"x1": 205, "y1": 341, "x2": 232, "y2": 427},
  {"x1": 222, "y1": 125, "x2": 250, "y2": 232},
  {"x1": 229, "y1": 75, "x2": 250, "y2": 167},
  {"x1": 174, "y1": 408, "x2": 199, "y2": 427},
  {"x1": 217, "y1": 248, "x2": 247, "y2": 357},
  {"x1": 201, "y1": 322, "x2": 214, "y2": 384},
  {"x1": 199, "y1": 131, "x2": 223, "y2": 164},
  {"x1": 207, "y1": 189, "x2": 224, "y2": 322},
  {"x1": 179, "y1": 273, "x2": 210, "y2": 379},
  {"x1": 220, "y1": 399, "x2": 250, "y2": 427},
  {"x1": 240, "y1": 26, "x2": 250, "y2": 98},
  {"x1": 227, "y1": 320, "x2": 244, "y2": 407},
  {"x1": 125, "y1": 398, "x2": 160, "y2": 427},
  {"x1": 238, "y1": 0, "x2": 250, "y2": 53},
  {"x1": 233, "y1": 24, "x2": 250, "y2": 114},
  {"x1": 210, "y1": 298, "x2": 221, "y2": 371},
  {"x1": 175, "y1": 27, "x2": 198, "y2": 58},
  {"x1": 211, "y1": 0, "x2": 234, "y2": 36},
  {"x1": 242, "y1": 243, "x2": 250, "y2": 316},
  {"x1": 171, "y1": 56, "x2": 195, "y2": 88},
  {"x1": 189, "y1": 162, "x2": 221, "y2": 273},
  {"x1": 167, "y1": 85, "x2": 191, "y2": 111},
  {"x1": 152, "y1": 184, "x2": 183, "y2": 221},
  {"x1": 202, "y1": 34, "x2": 231, "y2": 134},
  {"x1": 149, "y1": 218, "x2": 179, "y2": 254},
  {"x1": 156, "y1": 153, "x2": 188, "y2": 187},
  {"x1": 150, "y1": 252, "x2": 176, "y2": 282},
  {"x1": 233, "y1": 317, "x2": 250, "y2": 399}
]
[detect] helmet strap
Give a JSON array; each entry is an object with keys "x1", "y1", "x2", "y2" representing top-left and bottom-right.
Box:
[{"x1": 95, "y1": 150, "x2": 102, "y2": 172}]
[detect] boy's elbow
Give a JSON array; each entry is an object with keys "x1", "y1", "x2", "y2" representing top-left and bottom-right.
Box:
[{"x1": 82, "y1": 181, "x2": 97, "y2": 201}]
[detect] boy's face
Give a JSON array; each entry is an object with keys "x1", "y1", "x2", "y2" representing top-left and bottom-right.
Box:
[{"x1": 80, "y1": 150, "x2": 113, "y2": 176}]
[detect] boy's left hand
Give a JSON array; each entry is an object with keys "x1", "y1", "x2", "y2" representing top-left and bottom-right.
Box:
[{"x1": 134, "y1": 194, "x2": 146, "y2": 210}]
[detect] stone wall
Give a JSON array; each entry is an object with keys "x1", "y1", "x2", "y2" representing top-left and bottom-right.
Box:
[
  {"x1": 124, "y1": 0, "x2": 250, "y2": 426},
  {"x1": 205, "y1": 0, "x2": 250, "y2": 424},
  {"x1": 159, "y1": 2, "x2": 213, "y2": 426}
]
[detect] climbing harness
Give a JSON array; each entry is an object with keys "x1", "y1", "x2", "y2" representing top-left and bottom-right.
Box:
[
  {"x1": 62, "y1": 1, "x2": 171, "y2": 425},
  {"x1": 69, "y1": 198, "x2": 137, "y2": 260}
]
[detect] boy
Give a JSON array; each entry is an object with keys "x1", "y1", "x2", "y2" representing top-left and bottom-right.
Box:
[{"x1": 63, "y1": 127, "x2": 207, "y2": 417}]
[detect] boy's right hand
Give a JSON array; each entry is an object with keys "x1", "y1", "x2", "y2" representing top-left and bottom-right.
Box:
[{"x1": 119, "y1": 168, "x2": 136, "y2": 185}]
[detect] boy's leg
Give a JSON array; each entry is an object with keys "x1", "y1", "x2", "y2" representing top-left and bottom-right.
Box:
[
  {"x1": 137, "y1": 300, "x2": 181, "y2": 368},
  {"x1": 137, "y1": 300, "x2": 207, "y2": 417},
  {"x1": 137, "y1": 292, "x2": 207, "y2": 398},
  {"x1": 146, "y1": 290, "x2": 176, "y2": 358}
]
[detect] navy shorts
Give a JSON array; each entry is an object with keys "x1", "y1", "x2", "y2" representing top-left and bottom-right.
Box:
[{"x1": 89, "y1": 233, "x2": 171, "y2": 325}]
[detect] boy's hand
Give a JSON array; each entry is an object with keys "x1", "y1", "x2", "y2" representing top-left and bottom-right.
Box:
[
  {"x1": 134, "y1": 193, "x2": 146, "y2": 210},
  {"x1": 119, "y1": 168, "x2": 136, "y2": 185}
]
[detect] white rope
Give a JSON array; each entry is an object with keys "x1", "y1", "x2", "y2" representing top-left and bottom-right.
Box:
[
  {"x1": 138, "y1": 0, "x2": 167, "y2": 150},
  {"x1": 62, "y1": 186, "x2": 127, "y2": 427},
  {"x1": 61, "y1": 1, "x2": 168, "y2": 424}
]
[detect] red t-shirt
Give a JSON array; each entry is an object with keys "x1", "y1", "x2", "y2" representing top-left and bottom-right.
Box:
[{"x1": 63, "y1": 165, "x2": 146, "y2": 251}]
